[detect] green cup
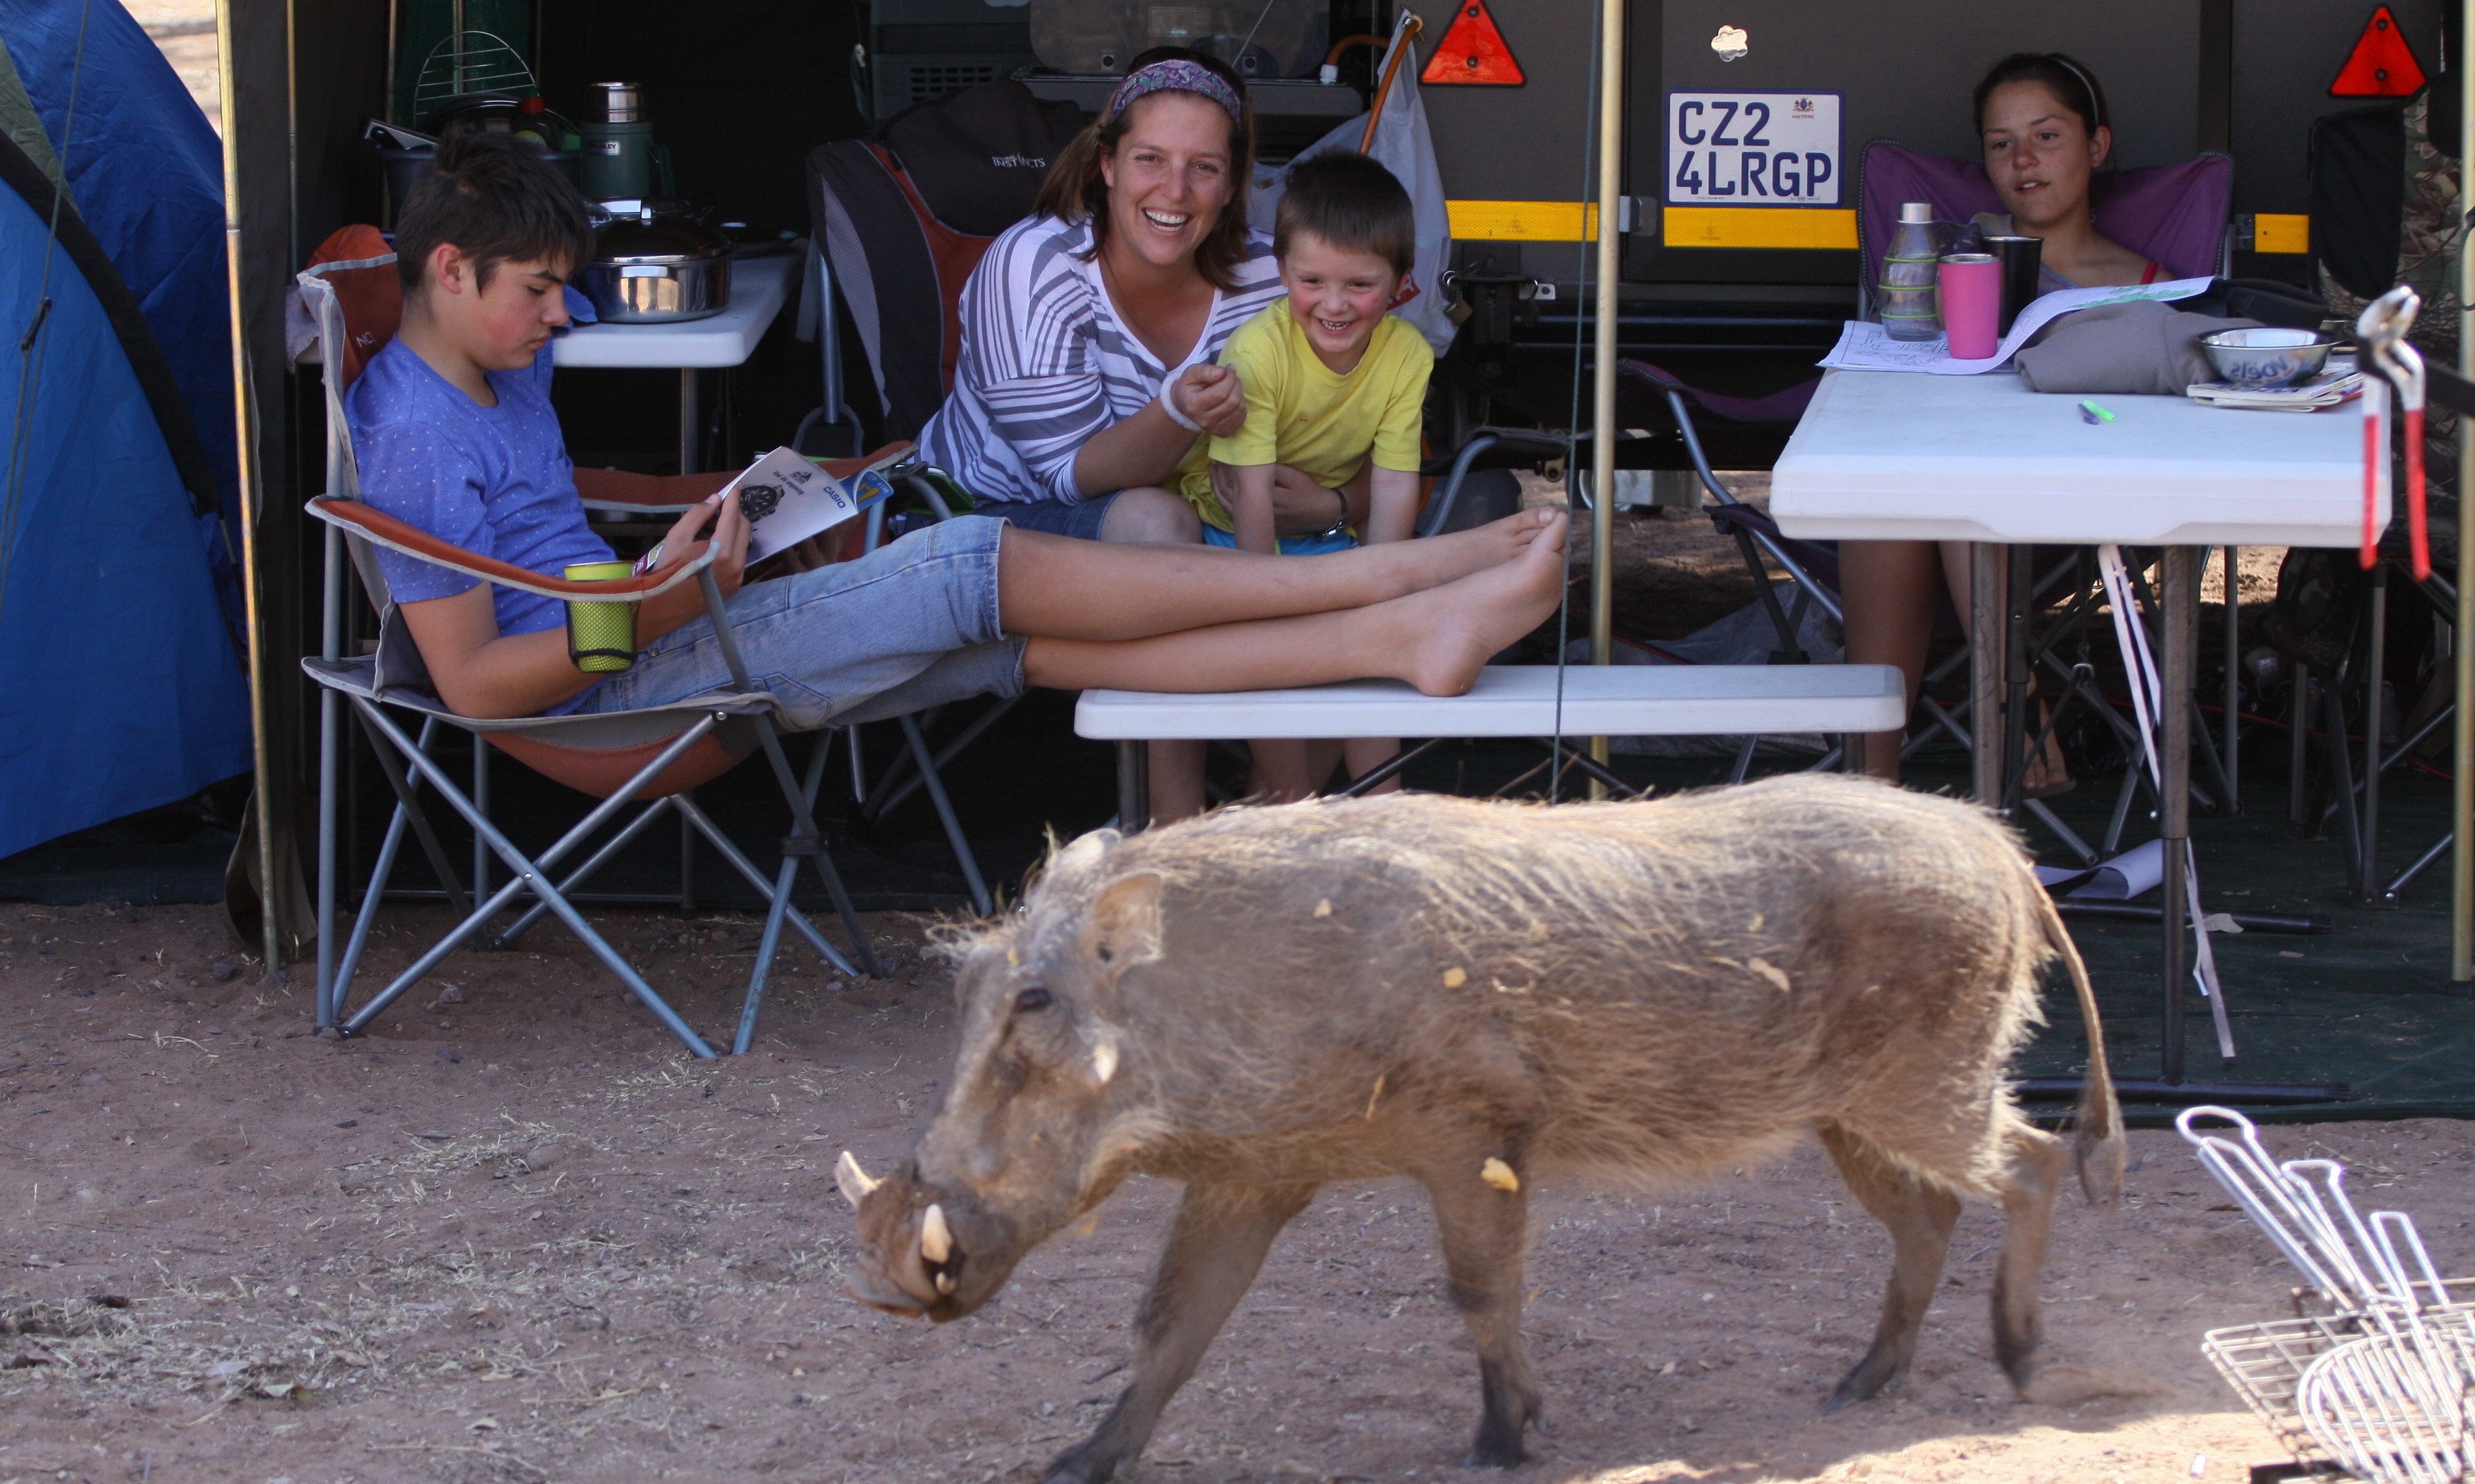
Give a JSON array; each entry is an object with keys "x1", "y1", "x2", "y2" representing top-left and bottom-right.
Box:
[{"x1": 563, "y1": 560, "x2": 639, "y2": 673}]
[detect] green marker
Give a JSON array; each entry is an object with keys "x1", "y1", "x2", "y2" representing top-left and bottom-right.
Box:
[{"x1": 2078, "y1": 400, "x2": 2117, "y2": 424}]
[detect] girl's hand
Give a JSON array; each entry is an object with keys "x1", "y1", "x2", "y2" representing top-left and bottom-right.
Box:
[{"x1": 1172, "y1": 362, "x2": 1247, "y2": 439}]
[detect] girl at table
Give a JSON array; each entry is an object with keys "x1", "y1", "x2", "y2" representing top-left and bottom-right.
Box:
[
  {"x1": 1840, "y1": 53, "x2": 2161, "y2": 790},
  {"x1": 916, "y1": 49, "x2": 1371, "y2": 821}
]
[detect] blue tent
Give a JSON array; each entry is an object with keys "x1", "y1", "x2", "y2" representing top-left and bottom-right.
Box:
[{"x1": 0, "y1": 0, "x2": 252, "y2": 858}]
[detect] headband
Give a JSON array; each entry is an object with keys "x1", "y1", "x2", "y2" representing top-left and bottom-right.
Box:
[
  {"x1": 1104, "y1": 59, "x2": 1245, "y2": 126},
  {"x1": 2046, "y1": 54, "x2": 2105, "y2": 130}
]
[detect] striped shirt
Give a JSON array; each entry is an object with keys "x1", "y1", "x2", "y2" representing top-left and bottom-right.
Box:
[{"x1": 918, "y1": 214, "x2": 1283, "y2": 506}]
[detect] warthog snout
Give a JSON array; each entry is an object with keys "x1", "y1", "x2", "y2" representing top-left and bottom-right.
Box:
[{"x1": 839, "y1": 1153, "x2": 1017, "y2": 1322}]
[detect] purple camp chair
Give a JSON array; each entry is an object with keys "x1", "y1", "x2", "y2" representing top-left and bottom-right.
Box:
[{"x1": 1855, "y1": 142, "x2": 2234, "y2": 314}]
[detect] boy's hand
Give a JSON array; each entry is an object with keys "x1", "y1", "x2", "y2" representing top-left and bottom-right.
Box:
[
  {"x1": 1171, "y1": 363, "x2": 1247, "y2": 439},
  {"x1": 637, "y1": 489, "x2": 750, "y2": 642}
]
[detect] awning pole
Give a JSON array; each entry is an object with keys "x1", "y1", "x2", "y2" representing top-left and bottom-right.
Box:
[
  {"x1": 1585, "y1": 0, "x2": 1623, "y2": 793},
  {"x1": 2454, "y1": 0, "x2": 2474, "y2": 989},
  {"x1": 216, "y1": 0, "x2": 278, "y2": 973}
]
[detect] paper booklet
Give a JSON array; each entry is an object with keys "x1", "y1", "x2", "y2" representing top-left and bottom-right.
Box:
[
  {"x1": 2187, "y1": 364, "x2": 2363, "y2": 412},
  {"x1": 726, "y1": 446, "x2": 898, "y2": 564},
  {"x1": 2033, "y1": 837, "x2": 2165, "y2": 901},
  {"x1": 1817, "y1": 275, "x2": 2215, "y2": 375}
]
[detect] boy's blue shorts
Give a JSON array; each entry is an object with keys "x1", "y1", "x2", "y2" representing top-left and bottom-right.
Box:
[{"x1": 1199, "y1": 524, "x2": 1360, "y2": 556}]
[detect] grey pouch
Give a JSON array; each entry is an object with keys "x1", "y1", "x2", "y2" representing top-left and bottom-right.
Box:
[{"x1": 2014, "y1": 300, "x2": 2264, "y2": 395}]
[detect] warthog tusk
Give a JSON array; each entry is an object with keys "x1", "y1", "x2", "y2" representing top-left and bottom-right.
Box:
[
  {"x1": 1090, "y1": 1040, "x2": 1119, "y2": 1087},
  {"x1": 935, "y1": 1273, "x2": 957, "y2": 1295},
  {"x1": 920, "y1": 1203, "x2": 954, "y2": 1266},
  {"x1": 835, "y1": 1151, "x2": 881, "y2": 1209},
  {"x1": 1480, "y1": 1157, "x2": 1521, "y2": 1193}
]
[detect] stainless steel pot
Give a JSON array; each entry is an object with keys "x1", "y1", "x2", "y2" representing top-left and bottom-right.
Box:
[{"x1": 581, "y1": 200, "x2": 733, "y2": 323}]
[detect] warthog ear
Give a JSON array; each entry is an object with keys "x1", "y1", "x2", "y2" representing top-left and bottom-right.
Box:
[
  {"x1": 1087, "y1": 872, "x2": 1165, "y2": 968},
  {"x1": 1050, "y1": 828, "x2": 1119, "y2": 879}
]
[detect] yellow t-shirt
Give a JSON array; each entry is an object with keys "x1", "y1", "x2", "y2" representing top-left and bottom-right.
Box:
[{"x1": 1177, "y1": 300, "x2": 1433, "y2": 532}]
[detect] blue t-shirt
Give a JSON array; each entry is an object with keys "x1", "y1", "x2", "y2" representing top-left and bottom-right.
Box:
[{"x1": 346, "y1": 338, "x2": 613, "y2": 641}]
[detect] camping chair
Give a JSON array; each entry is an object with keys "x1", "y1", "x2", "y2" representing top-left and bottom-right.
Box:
[
  {"x1": 793, "y1": 80, "x2": 1087, "y2": 869},
  {"x1": 297, "y1": 244, "x2": 894, "y2": 1059}
]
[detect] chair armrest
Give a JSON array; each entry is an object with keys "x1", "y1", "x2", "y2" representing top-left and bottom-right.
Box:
[
  {"x1": 573, "y1": 467, "x2": 733, "y2": 514},
  {"x1": 306, "y1": 497, "x2": 715, "y2": 604}
]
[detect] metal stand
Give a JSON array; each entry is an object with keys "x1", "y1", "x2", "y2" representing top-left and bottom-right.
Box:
[{"x1": 1975, "y1": 546, "x2": 2351, "y2": 1106}]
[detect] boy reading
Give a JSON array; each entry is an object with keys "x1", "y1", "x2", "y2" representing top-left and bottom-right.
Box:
[{"x1": 1180, "y1": 151, "x2": 1433, "y2": 799}]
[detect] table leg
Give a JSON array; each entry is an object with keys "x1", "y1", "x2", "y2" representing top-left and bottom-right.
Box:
[
  {"x1": 1969, "y1": 542, "x2": 2009, "y2": 805},
  {"x1": 2223, "y1": 546, "x2": 2242, "y2": 815},
  {"x1": 1116, "y1": 740, "x2": 1150, "y2": 834},
  {"x1": 2161, "y1": 546, "x2": 2197, "y2": 1084},
  {"x1": 679, "y1": 369, "x2": 698, "y2": 475},
  {"x1": 2004, "y1": 544, "x2": 2031, "y2": 810},
  {"x1": 2358, "y1": 561, "x2": 2389, "y2": 905}
]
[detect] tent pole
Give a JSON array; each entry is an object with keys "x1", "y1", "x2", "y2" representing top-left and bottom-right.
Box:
[
  {"x1": 217, "y1": 0, "x2": 279, "y2": 973},
  {"x1": 2455, "y1": 0, "x2": 2474, "y2": 990},
  {"x1": 1584, "y1": 0, "x2": 1623, "y2": 795}
]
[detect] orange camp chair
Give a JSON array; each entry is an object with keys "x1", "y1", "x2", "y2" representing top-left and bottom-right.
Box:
[{"x1": 297, "y1": 233, "x2": 899, "y2": 1057}]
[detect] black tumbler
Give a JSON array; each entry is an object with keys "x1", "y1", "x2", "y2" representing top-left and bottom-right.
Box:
[{"x1": 1984, "y1": 235, "x2": 2043, "y2": 336}]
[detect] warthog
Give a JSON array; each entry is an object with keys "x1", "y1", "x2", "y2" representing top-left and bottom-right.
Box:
[{"x1": 841, "y1": 775, "x2": 2121, "y2": 1479}]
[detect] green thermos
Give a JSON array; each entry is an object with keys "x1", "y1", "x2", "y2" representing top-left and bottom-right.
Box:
[
  {"x1": 579, "y1": 81, "x2": 654, "y2": 202},
  {"x1": 563, "y1": 560, "x2": 639, "y2": 673}
]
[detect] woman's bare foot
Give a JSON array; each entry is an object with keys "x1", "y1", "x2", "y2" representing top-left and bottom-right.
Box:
[
  {"x1": 1352, "y1": 508, "x2": 1562, "y2": 598},
  {"x1": 1391, "y1": 513, "x2": 1570, "y2": 695},
  {"x1": 2022, "y1": 723, "x2": 2074, "y2": 798}
]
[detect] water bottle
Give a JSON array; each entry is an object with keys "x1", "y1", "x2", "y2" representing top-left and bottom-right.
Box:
[{"x1": 1878, "y1": 202, "x2": 1942, "y2": 342}]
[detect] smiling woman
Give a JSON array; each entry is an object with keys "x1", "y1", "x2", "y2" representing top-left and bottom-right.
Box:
[{"x1": 918, "y1": 48, "x2": 1352, "y2": 821}]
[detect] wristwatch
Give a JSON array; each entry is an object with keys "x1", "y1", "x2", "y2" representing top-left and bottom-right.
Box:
[{"x1": 1309, "y1": 485, "x2": 1351, "y2": 540}]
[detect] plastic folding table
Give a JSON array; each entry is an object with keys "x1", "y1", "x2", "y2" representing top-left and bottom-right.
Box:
[
  {"x1": 552, "y1": 251, "x2": 797, "y2": 473},
  {"x1": 1773, "y1": 367, "x2": 2381, "y2": 1098}
]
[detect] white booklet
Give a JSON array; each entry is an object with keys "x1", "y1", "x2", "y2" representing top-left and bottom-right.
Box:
[
  {"x1": 725, "y1": 446, "x2": 898, "y2": 564},
  {"x1": 1818, "y1": 275, "x2": 2215, "y2": 375}
]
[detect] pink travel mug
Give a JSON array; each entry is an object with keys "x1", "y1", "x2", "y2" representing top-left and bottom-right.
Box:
[{"x1": 1937, "y1": 253, "x2": 2001, "y2": 358}]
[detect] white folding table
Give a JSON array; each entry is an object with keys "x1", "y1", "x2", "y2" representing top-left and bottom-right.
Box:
[
  {"x1": 552, "y1": 251, "x2": 796, "y2": 474},
  {"x1": 1773, "y1": 368, "x2": 2380, "y2": 1091}
]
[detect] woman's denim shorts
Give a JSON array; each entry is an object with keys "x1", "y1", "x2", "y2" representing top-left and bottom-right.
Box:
[{"x1": 574, "y1": 514, "x2": 1027, "y2": 731}]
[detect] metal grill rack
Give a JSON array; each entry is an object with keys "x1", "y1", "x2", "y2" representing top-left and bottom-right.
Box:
[
  {"x1": 2182, "y1": 1109, "x2": 2475, "y2": 1483},
  {"x1": 412, "y1": 29, "x2": 537, "y2": 118}
]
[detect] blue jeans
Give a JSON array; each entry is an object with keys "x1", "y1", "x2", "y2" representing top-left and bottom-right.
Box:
[{"x1": 575, "y1": 514, "x2": 1025, "y2": 730}]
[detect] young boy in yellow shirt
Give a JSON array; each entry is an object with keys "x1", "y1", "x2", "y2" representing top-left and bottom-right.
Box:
[{"x1": 1180, "y1": 149, "x2": 1433, "y2": 800}]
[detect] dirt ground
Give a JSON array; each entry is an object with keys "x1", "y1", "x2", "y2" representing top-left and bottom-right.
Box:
[{"x1": 6, "y1": 899, "x2": 2473, "y2": 1483}]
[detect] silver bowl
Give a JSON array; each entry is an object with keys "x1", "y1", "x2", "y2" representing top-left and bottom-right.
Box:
[{"x1": 2197, "y1": 327, "x2": 2337, "y2": 388}]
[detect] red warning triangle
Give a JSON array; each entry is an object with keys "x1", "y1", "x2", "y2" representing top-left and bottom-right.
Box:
[
  {"x1": 2330, "y1": 5, "x2": 2426, "y2": 97},
  {"x1": 1421, "y1": 0, "x2": 1525, "y2": 86}
]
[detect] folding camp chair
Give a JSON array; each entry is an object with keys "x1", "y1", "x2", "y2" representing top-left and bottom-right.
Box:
[
  {"x1": 297, "y1": 246, "x2": 894, "y2": 1059},
  {"x1": 791, "y1": 80, "x2": 1087, "y2": 876}
]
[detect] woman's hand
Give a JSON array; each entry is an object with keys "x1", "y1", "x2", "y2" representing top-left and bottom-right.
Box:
[
  {"x1": 1171, "y1": 362, "x2": 1247, "y2": 439},
  {"x1": 635, "y1": 489, "x2": 750, "y2": 644}
]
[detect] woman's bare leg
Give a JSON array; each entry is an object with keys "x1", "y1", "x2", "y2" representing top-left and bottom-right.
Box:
[
  {"x1": 1943, "y1": 540, "x2": 2069, "y2": 792},
  {"x1": 1023, "y1": 514, "x2": 1568, "y2": 696},
  {"x1": 996, "y1": 510, "x2": 1557, "y2": 641},
  {"x1": 1840, "y1": 540, "x2": 1942, "y2": 782}
]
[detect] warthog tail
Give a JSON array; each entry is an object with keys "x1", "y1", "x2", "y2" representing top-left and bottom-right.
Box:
[{"x1": 2032, "y1": 886, "x2": 2125, "y2": 1207}]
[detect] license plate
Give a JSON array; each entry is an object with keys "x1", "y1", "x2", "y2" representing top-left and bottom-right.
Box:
[{"x1": 1664, "y1": 91, "x2": 1844, "y2": 206}]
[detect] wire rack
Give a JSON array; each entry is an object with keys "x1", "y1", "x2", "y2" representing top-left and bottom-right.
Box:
[
  {"x1": 412, "y1": 30, "x2": 537, "y2": 118},
  {"x1": 2182, "y1": 1109, "x2": 2475, "y2": 1483}
]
